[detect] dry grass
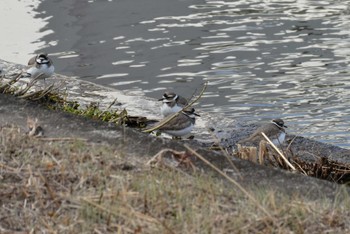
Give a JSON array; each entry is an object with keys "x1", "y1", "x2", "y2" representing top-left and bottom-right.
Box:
[
  {"x1": 0, "y1": 125, "x2": 349, "y2": 233},
  {"x1": 236, "y1": 141, "x2": 350, "y2": 184}
]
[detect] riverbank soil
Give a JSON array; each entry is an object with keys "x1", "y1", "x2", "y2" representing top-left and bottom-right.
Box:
[{"x1": 0, "y1": 93, "x2": 349, "y2": 233}]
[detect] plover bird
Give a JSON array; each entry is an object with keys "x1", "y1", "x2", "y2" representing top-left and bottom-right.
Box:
[
  {"x1": 25, "y1": 53, "x2": 54, "y2": 80},
  {"x1": 159, "y1": 92, "x2": 188, "y2": 117},
  {"x1": 158, "y1": 107, "x2": 199, "y2": 138},
  {"x1": 239, "y1": 118, "x2": 287, "y2": 146}
]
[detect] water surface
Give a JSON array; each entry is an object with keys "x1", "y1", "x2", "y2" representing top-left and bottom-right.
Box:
[{"x1": 1, "y1": 0, "x2": 350, "y2": 148}]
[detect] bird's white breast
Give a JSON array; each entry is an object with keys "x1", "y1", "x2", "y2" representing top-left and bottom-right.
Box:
[
  {"x1": 272, "y1": 132, "x2": 286, "y2": 145},
  {"x1": 27, "y1": 64, "x2": 54, "y2": 79},
  {"x1": 160, "y1": 103, "x2": 182, "y2": 117}
]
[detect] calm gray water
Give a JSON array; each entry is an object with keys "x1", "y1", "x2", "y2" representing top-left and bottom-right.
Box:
[{"x1": 1, "y1": 0, "x2": 350, "y2": 148}]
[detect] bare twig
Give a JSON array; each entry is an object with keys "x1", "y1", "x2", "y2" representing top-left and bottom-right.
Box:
[
  {"x1": 261, "y1": 132, "x2": 296, "y2": 171},
  {"x1": 146, "y1": 148, "x2": 197, "y2": 174},
  {"x1": 143, "y1": 82, "x2": 208, "y2": 133},
  {"x1": 0, "y1": 72, "x2": 22, "y2": 92},
  {"x1": 0, "y1": 162, "x2": 18, "y2": 172},
  {"x1": 184, "y1": 144, "x2": 273, "y2": 220},
  {"x1": 38, "y1": 137, "x2": 88, "y2": 142},
  {"x1": 97, "y1": 98, "x2": 119, "y2": 119},
  {"x1": 208, "y1": 130, "x2": 242, "y2": 179},
  {"x1": 14, "y1": 73, "x2": 46, "y2": 96},
  {"x1": 106, "y1": 98, "x2": 118, "y2": 110},
  {"x1": 31, "y1": 84, "x2": 55, "y2": 100},
  {"x1": 81, "y1": 198, "x2": 159, "y2": 223},
  {"x1": 286, "y1": 123, "x2": 315, "y2": 151}
]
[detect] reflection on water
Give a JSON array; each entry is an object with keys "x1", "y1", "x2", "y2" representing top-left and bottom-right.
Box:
[
  {"x1": 2, "y1": 0, "x2": 350, "y2": 148},
  {"x1": 0, "y1": 0, "x2": 50, "y2": 64}
]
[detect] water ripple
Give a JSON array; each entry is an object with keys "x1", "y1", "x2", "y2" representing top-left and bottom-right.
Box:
[{"x1": 4, "y1": 0, "x2": 349, "y2": 148}]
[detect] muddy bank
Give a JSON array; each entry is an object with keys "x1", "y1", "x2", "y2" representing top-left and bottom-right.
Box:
[
  {"x1": 1, "y1": 58, "x2": 350, "y2": 197},
  {"x1": 0, "y1": 92, "x2": 348, "y2": 200}
]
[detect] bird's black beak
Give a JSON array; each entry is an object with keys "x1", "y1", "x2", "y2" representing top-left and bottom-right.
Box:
[
  {"x1": 284, "y1": 125, "x2": 288, "y2": 128},
  {"x1": 194, "y1": 113, "x2": 200, "y2": 117},
  {"x1": 158, "y1": 98, "x2": 164, "y2": 101}
]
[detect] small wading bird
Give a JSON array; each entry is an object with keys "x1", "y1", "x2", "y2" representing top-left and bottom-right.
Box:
[
  {"x1": 159, "y1": 92, "x2": 188, "y2": 117},
  {"x1": 239, "y1": 118, "x2": 287, "y2": 146},
  {"x1": 157, "y1": 107, "x2": 200, "y2": 139},
  {"x1": 25, "y1": 53, "x2": 55, "y2": 82}
]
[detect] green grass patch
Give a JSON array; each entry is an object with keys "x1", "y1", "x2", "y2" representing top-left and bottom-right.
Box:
[{"x1": 0, "y1": 75, "x2": 131, "y2": 126}]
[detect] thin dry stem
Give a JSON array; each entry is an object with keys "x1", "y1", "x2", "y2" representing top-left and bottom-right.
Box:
[
  {"x1": 261, "y1": 132, "x2": 296, "y2": 171},
  {"x1": 143, "y1": 82, "x2": 208, "y2": 133},
  {"x1": 38, "y1": 137, "x2": 88, "y2": 142},
  {"x1": 208, "y1": 130, "x2": 243, "y2": 179},
  {"x1": 286, "y1": 123, "x2": 315, "y2": 151},
  {"x1": 184, "y1": 144, "x2": 274, "y2": 220},
  {"x1": 14, "y1": 73, "x2": 46, "y2": 96},
  {"x1": 81, "y1": 198, "x2": 162, "y2": 224},
  {"x1": 0, "y1": 72, "x2": 22, "y2": 91}
]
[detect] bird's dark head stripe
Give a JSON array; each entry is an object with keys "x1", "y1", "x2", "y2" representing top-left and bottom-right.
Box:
[{"x1": 272, "y1": 119, "x2": 287, "y2": 128}]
